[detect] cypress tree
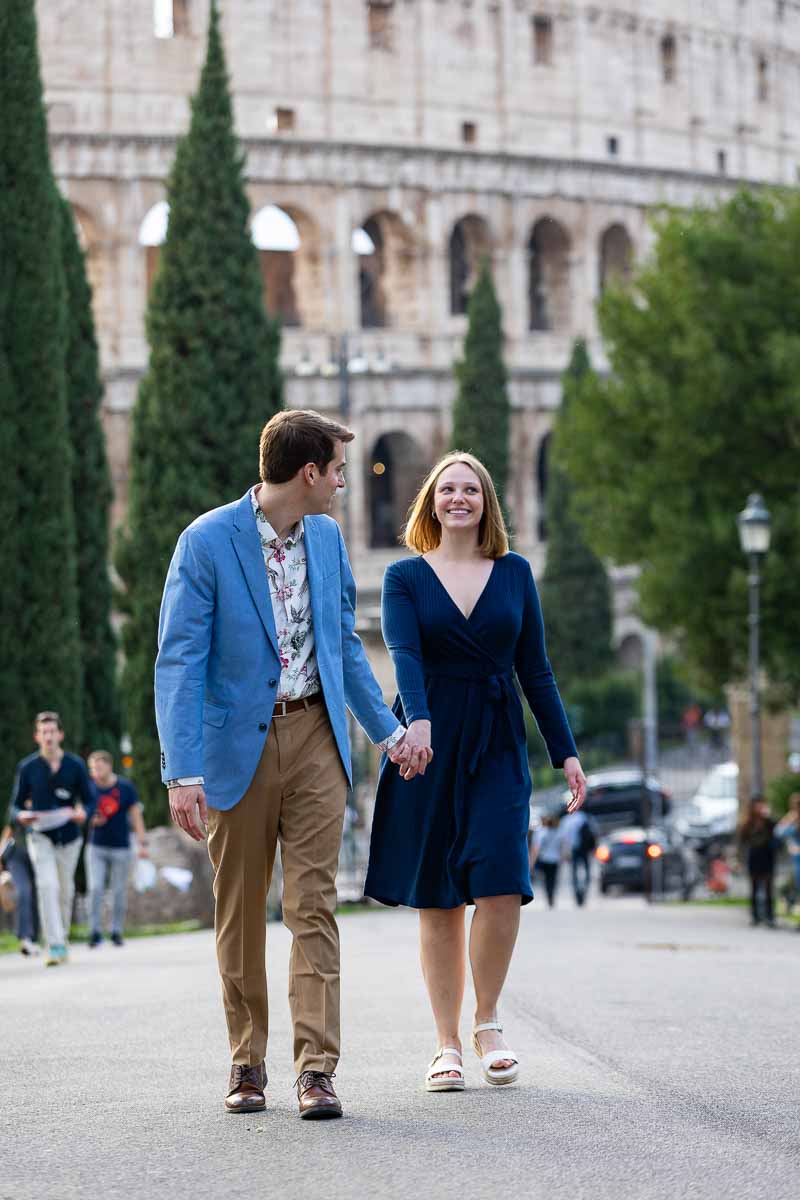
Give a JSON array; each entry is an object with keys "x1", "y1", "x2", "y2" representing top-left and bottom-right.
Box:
[
  {"x1": 0, "y1": 1, "x2": 82, "y2": 788},
  {"x1": 451, "y1": 260, "x2": 511, "y2": 515},
  {"x1": 115, "y1": 1, "x2": 282, "y2": 822},
  {"x1": 59, "y1": 197, "x2": 120, "y2": 756},
  {"x1": 541, "y1": 341, "x2": 614, "y2": 690}
]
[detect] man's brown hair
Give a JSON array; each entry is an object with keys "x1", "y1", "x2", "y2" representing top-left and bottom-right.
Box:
[
  {"x1": 259, "y1": 409, "x2": 354, "y2": 484},
  {"x1": 87, "y1": 750, "x2": 114, "y2": 768},
  {"x1": 34, "y1": 710, "x2": 63, "y2": 732}
]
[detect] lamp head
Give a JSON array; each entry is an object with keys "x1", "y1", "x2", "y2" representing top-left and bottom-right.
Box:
[{"x1": 737, "y1": 493, "x2": 771, "y2": 556}]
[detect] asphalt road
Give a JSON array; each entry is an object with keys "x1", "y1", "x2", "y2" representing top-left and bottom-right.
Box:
[{"x1": 3, "y1": 895, "x2": 798, "y2": 1200}]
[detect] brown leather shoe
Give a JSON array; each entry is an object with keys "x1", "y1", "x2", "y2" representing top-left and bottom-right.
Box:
[
  {"x1": 225, "y1": 1062, "x2": 267, "y2": 1113},
  {"x1": 296, "y1": 1070, "x2": 342, "y2": 1120}
]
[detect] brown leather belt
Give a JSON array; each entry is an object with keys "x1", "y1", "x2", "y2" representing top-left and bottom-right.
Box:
[{"x1": 272, "y1": 691, "x2": 324, "y2": 718}]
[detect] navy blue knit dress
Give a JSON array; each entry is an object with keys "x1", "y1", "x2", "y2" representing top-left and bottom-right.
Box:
[{"x1": 364, "y1": 553, "x2": 577, "y2": 909}]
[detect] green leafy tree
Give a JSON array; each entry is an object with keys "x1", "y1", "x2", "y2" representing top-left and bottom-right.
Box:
[
  {"x1": 451, "y1": 261, "x2": 510, "y2": 515},
  {"x1": 0, "y1": 0, "x2": 82, "y2": 788},
  {"x1": 540, "y1": 341, "x2": 613, "y2": 691},
  {"x1": 115, "y1": 1, "x2": 282, "y2": 823},
  {"x1": 59, "y1": 197, "x2": 120, "y2": 756},
  {"x1": 559, "y1": 190, "x2": 800, "y2": 695}
]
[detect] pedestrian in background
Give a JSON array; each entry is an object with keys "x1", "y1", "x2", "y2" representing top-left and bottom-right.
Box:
[
  {"x1": 530, "y1": 814, "x2": 570, "y2": 908},
  {"x1": 9, "y1": 712, "x2": 93, "y2": 966},
  {"x1": 86, "y1": 751, "x2": 149, "y2": 948},
  {"x1": 738, "y1": 798, "x2": 777, "y2": 928},
  {"x1": 775, "y1": 793, "x2": 800, "y2": 918},
  {"x1": 0, "y1": 817, "x2": 40, "y2": 956},
  {"x1": 559, "y1": 807, "x2": 598, "y2": 906}
]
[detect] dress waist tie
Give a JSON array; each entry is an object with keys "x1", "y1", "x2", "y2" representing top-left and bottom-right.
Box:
[{"x1": 425, "y1": 668, "x2": 516, "y2": 776}]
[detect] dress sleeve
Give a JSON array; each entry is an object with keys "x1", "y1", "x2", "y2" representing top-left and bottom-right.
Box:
[
  {"x1": 514, "y1": 560, "x2": 577, "y2": 769},
  {"x1": 381, "y1": 563, "x2": 431, "y2": 724}
]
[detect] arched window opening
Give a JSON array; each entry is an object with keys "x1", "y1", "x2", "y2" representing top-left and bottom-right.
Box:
[
  {"x1": 449, "y1": 216, "x2": 491, "y2": 316},
  {"x1": 138, "y1": 200, "x2": 169, "y2": 291},
  {"x1": 599, "y1": 224, "x2": 633, "y2": 294},
  {"x1": 368, "y1": 432, "x2": 429, "y2": 548},
  {"x1": 356, "y1": 218, "x2": 386, "y2": 329},
  {"x1": 252, "y1": 204, "x2": 301, "y2": 327},
  {"x1": 661, "y1": 34, "x2": 677, "y2": 84},
  {"x1": 528, "y1": 218, "x2": 571, "y2": 332}
]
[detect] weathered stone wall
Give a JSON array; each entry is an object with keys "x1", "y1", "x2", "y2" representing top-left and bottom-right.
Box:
[{"x1": 37, "y1": 0, "x2": 800, "y2": 653}]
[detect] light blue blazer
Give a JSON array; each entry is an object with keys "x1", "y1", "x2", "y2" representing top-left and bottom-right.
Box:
[{"x1": 154, "y1": 490, "x2": 400, "y2": 811}]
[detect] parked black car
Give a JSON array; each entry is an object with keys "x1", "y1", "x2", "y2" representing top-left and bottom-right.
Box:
[
  {"x1": 595, "y1": 826, "x2": 698, "y2": 899},
  {"x1": 566, "y1": 769, "x2": 672, "y2": 837}
]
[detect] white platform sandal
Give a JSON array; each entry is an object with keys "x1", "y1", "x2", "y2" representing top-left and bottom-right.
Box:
[
  {"x1": 471, "y1": 1022, "x2": 519, "y2": 1087},
  {"x1": 425, "y1": 1046, "x2": 465, "y2": 1092}
]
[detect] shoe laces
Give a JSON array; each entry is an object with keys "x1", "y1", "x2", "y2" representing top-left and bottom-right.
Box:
[
  {"x1": 296, "y1": 1070, "x2": 336, "y2": 1094},
  {"x1": 231, "y1": 1063, "x2": 263, "y2": 1088}
]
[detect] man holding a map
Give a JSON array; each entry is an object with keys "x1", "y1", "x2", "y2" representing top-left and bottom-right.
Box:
[{"x1": 9, "y1": 711, "x2": 94, "y2": 966}]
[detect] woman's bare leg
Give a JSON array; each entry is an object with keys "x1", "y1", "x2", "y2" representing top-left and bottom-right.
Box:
[
  {"x1": 419, "y1": 906, "x2": 466, "y2": 1078},
  {"x1": 469, "y1": 895, "x2": 521, "y2": 1068}
]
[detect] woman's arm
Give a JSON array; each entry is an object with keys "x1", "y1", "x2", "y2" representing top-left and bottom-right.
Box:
[
  {"x1": 382, "y1": 564, "x2": 433, "y2": 776},
  {"x1": 382, "y1": 564, "x2": 430, "y2": 725},
  {"x1": 514, "y1": 563, "x2": 577, "y2": 769}
]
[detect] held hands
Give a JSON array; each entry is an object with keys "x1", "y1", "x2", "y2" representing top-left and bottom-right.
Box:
[
  {"x1": 70, "y1": 806, "x2": 87, "y2": 826},
  {"x1": 563, "y1": 757, "x2": 586, "y2": 812},
  {"x1": 388, "y1": 720, "x2": 433, "y2": 782},
  {"x1": 168, "y1": 784, "x2": 208, "y2": 842}
]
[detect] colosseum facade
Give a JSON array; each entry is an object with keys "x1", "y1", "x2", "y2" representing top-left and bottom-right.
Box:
[{"x1": 39, "y1": 0, "x2": 800, "y2": 677}]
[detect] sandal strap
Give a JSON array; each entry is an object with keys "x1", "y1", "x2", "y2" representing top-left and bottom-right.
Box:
[
  {"x1": 473, "y1": 1022, "x2": 503, "y2": 1034},
  {"x1": 427, "y1": 1049, "x2": 465, "y2": 1080}
]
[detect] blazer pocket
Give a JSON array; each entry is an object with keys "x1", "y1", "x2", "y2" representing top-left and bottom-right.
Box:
[{"x1": 202, "y1": 700, "x2": 229, "y2": 728}]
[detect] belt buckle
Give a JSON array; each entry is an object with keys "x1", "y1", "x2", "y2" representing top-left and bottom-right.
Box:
[{"x1": 276, "y1": 700, "x2": 288, "y2": 717}]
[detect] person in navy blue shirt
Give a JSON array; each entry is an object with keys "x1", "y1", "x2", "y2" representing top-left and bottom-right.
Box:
[
  {"x1": 86, "y1": 750, "x2": 149, "y2": 947},
  {"x1": 365, "y1": 453, "x2": 586, "y2": 1093},
  {"x1": 9, "y1": 711, "x2": 93, "y2": 965}
]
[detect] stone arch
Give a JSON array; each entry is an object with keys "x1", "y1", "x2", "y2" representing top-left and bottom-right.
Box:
[
  {"x1": 252, "y1": 204, "x2": 302, "y2": 327},
  {"x1": 367, "y1": 431, "x2": 430, "y2": 548},
  {"x1": 449, "y1": 215, "x2": 491, "y2": 316},
  {"x1": 354, "y1": 210, "x2": 417, "y2": 330},
  {"x1": 528, "y1": 217, "x2": 571, "y2": 332},
  {"x1": 70, "y1": 203, "x2": 113, "y2": 355},
  {"x1": 599, "y1": 223, "x2": 634, "y2": 293},
  {"x1": 536, "y1": 432, "x2": 551, "y2": 542},
  {"x1": 138, "y1": 200, "x2": 169, "y2": 292}
]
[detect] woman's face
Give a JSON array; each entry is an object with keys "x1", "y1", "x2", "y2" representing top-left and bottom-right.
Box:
[{"x1": 432, "y1": 463, "x2": 484, "y2": 536}]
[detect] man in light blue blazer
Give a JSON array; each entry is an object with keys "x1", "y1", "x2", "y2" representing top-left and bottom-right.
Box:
[{"x1": 155, "y1": 409, "x2": 426, "y2": 1119}]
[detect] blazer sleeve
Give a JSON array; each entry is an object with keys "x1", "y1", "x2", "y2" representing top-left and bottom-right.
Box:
[
  {"x1": 154, "y1": 525, "x2": 216, "y2": 782},
  {"x1": 381, "y1": 562, "x2": 430, "y2": 724},
  {"x1": 337, "y1": 526, "x2": 403, "y2": 745},
  {"x1": 514, "y1": 560, "x2": 577, "y2": 769}
]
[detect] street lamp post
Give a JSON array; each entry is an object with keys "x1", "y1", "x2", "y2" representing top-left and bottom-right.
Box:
[{"x1": 737, "y1": 494, "x2": 771, "y2": 800}]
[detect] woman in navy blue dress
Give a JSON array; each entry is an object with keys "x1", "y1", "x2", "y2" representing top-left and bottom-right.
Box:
[{"x1": 365, "y1": 452, "x2": 585, "y2": 1091}]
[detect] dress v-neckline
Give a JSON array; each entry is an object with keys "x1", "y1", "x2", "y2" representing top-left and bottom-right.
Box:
[{"x1": 420, "y1": 556, "x2": 497, "y2": 623}]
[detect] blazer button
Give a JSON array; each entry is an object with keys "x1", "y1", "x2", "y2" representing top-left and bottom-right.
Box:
[
  {"x1": 268, "y1": 678, "x2": 277, "y2": 687},
  {"x1": 259, "y1": 722, "x2": 268, "y2": 732}
]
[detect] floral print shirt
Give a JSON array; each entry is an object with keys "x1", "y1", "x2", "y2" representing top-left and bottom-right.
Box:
[
  {"x1": 249, "y1": 489, "x2": 404, "y2": 753},
  {"x1": 251, "y1": 488, "x2": 318, "y2": 702}
]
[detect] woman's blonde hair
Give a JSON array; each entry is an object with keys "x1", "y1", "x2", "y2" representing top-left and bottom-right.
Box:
[{"x1": 403, "y1": 451, "x2": 509, "y2": 557}]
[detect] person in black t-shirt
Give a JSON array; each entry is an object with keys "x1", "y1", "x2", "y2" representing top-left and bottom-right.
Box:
[
  {"x1": 9, "y1": 711, "x2": 93, "y2": 966},
  {"x1": 86, "y1": 750, "x2": 149, "y2": 947}
]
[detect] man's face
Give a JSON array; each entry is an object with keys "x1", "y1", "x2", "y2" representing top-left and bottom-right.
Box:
[
  {"x1": 34, "y1": 721, "x2": 64, "y2": 755},
  {"x1": 307, "y1": 440, "x2": 347, "y2": 515},
  {"x1": 88, "y1": 758, "x2": 114, "y2": 788}
]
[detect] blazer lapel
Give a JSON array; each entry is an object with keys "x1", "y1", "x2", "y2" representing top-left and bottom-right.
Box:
[
  {"x1": 304, "y1": 518, "x2": 327, "y2": 638},
  {"x1": 231, "y1": 493, "x2": 280, "y2": 661}
]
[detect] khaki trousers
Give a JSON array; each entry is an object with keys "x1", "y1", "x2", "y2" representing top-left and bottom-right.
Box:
[{"x1": 207, "y1": 701, "x2": 348, "y2": 1073}]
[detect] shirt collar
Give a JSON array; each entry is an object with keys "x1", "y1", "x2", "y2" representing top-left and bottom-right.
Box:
[{"x1": 250, "y1": 487, "x2": 304, "y2": 548}]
